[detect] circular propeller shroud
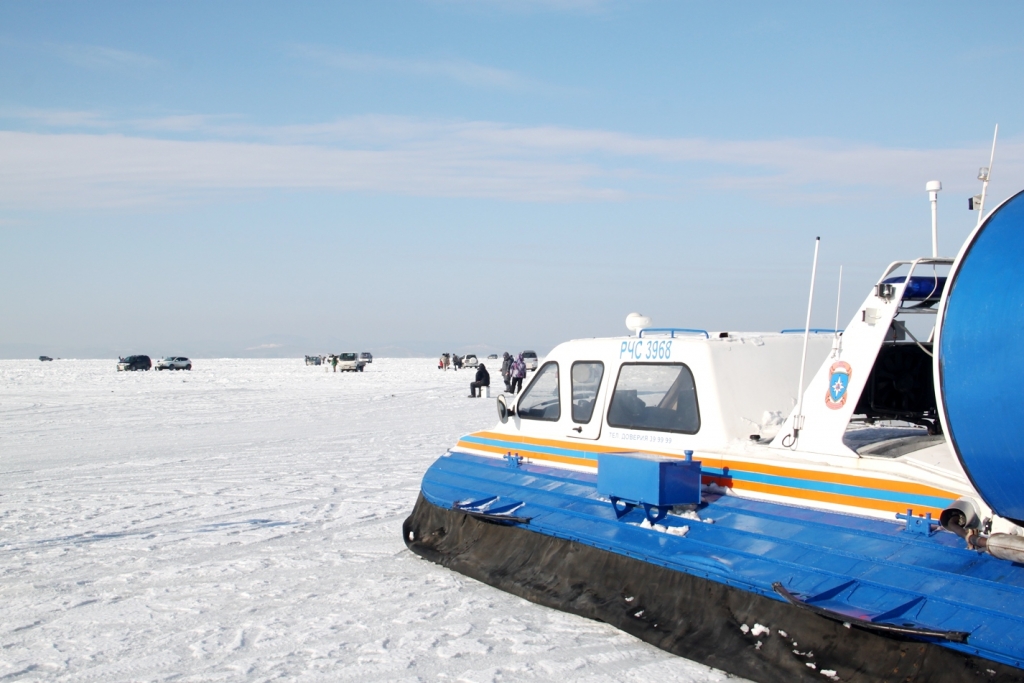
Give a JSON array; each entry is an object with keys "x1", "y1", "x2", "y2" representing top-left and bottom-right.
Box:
[{"x1": 937, "y1": 188, "x2": 1024, "y2": 526}]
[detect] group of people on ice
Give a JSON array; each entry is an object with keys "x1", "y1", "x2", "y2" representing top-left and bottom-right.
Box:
[
  {"x1": 437, "y1": 353, "x2": 466, "y2": 371},
  {"x1": 463, "y1": 352, "x2": 527, "y2": 398}
]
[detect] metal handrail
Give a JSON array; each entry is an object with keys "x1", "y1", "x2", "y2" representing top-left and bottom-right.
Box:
[
  {"x1": 781, "y1": 328, "x2": 842, "y2": 334},
  {"x1": 638, "y1": 328, "x2": 710, "y2": 339}
]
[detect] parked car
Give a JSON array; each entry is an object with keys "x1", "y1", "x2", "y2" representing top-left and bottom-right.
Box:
[
  {"x1": 463, "y1": 354, "x2": 479, "y2": 368},
  {"x1": 117, "y1": 355, "x2": 152, "y2": 371},
  {"x1": 337, "y1": 353, "x2": 365, "y2": 372},
  {"x1": 305, "y1": 355, "x2": 323, "y2": 366},
  {"x1": 487, "y1": 354, "x2": 498, "y2": 359},
  {"x1": 39, "y1": 356, "x2": 53, "y2": 362},
  {"x1": 359, "y1": 352, "x2": 373, "y2": 364},
  {"x1": 156, "y1": 357, "x2": 192, "y2": 371},
  {"x1": 522, "y1": 350, "x2": 539, "y2": 371}
]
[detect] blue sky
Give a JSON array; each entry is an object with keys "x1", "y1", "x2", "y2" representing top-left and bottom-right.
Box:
[{"x1": 2, "y1": 1, "x2": 1023, "y2": 358}]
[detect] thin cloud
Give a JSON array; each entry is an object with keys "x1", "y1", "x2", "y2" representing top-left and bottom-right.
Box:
[
  {"x1": 293, "y1": 45, "x2": 536, "y2": 90},
  {"x1": 0, "y1": 107, "x2": 113, "y2": 129},
  {"x1": 1, "y1": 113, "x2": 1020, "y2": 209},
  {"x1": 47, "y1": 42, "x2": 162, "y2": 71}
]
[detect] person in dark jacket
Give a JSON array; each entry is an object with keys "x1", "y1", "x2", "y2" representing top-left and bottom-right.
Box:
[
  {"x1": 500, "y1": 352, "x2": 512, "y2": 392},
  {"x1": 469, "y1": 364, "x2": 490, "y2": 398}
]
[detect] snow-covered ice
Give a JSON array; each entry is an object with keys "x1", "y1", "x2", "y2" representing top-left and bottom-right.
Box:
[{"x1": 0, "y1": 359, "x2": 746, "y2": 682}]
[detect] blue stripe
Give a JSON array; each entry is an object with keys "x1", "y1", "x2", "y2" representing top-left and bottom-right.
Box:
[
  {"x1": 460, "y1": 435, "x2": 599, "y2": 461},
  {"x1": 463, "y1": 435, "x2": 953, "y2": 510},
  {"x1": 701, "y1": 467, "x2": 953, "y2": 509}
]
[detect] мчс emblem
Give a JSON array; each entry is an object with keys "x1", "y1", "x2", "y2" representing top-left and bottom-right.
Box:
[{"x1": 825, "y1": 361, "x2": 852, "y2": 410}]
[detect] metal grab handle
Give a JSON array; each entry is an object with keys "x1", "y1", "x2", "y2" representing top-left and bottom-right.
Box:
[{"x1": 771, "y1": 582, "x2": 969, "y2": 643}]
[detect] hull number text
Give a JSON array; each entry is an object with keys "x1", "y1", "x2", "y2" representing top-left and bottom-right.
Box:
[{"x1": 620, "y1": 340, "x2": 673, "y2": 361}]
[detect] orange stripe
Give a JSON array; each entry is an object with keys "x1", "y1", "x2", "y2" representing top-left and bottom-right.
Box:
[
  {"x1": 457, "y1": 440, "x2": 595, "y2": 468},
  {"x1": 462, "y1": 430, "x2": 959, "y2": 504},
  {"x1": 728, "y1": 479, "x2": 948, "y2": 518}
]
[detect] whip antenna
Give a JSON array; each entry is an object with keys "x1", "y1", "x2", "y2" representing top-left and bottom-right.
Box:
[
  {"x1": 972, "y1": 124, "x2": 999, "y2": 228},
  {"x1": 832, "y1": 265, "x2": 843, "y2": 358},
  {"x1": 791, "y1": 237, "x2": 820, "y2": 445}
]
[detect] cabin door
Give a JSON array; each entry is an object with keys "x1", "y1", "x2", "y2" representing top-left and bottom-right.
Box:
[{"x1": 565, "y1": 361, "x2": 606, "y2": 440}]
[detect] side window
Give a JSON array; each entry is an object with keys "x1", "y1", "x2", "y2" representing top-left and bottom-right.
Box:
[
  {"x1": 607, "y1": 363, "x2": 700, "y2": 434},
  {"x1": 518, "y1": 362, "x2": 560, "y2": 421},
  {"x1": 571, "y1": 361, "x2": 604, "y2": 424}
]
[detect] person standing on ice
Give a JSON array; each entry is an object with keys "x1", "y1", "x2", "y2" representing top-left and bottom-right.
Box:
[
  {"x1": 500, "y1": 352, "x2": 512, "y2": 392},
  {"x1": 331, "y1": 354, "x2": 338, "y2": 372},
  {"x1": 469, "y1": 363, "x2": 490, "y2": 397},
  {"x1": 510, "y1": 353, "x2": 526, "y2": 394}
]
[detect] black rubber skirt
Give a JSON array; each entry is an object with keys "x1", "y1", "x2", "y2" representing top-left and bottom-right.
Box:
[{"x1": 403, "y1": 494, "x2": 1021, "y2": 683}]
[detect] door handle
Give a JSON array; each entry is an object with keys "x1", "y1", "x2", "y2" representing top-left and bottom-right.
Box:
[{"x1": 572, "y1": 426, "x2": 583, "y2": 433}]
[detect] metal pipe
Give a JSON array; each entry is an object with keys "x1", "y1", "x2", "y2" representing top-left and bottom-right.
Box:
[
  {"x1": 793, "y1": 237, "x2": 820, "y2": 440},
  {"x1": 974, "y1": 533, "x2": 1024, "y2": 564},
  {"x1": 976, "y1": 124, "x2": 999, "y2": 228},
  {"x1": 927, "y1": 181, "x2": 942, "y2": 257}
]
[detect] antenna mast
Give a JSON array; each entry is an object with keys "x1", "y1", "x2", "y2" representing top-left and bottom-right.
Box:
[
  {"x1": 974, "y1": 124, "x2": 999, "y2": 228},
  {"x1": 927, "y1": 180, "x2": 942, "y2": 257},
  {"x1": 792, "y1": 237, "x2": 820, "y2": 443},
  {"x1": 831, "y1": 265, "x2": 843, "y2": 357}
]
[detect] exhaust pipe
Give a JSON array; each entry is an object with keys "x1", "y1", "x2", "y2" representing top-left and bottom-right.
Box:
[
  {"x1": 941, "y1": 498, "x2": 1024, "y2": 563},
  {"x1": 939, "y1": 498, "x2": 980, "y2": 539},
  {"x1": 974, "y1": 533, "x2": 1024, "y2": 564}
]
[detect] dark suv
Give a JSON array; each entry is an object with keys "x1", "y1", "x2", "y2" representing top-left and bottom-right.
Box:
[{"x1": 117, "y1": 355, "x2": 152, "y2": 371}]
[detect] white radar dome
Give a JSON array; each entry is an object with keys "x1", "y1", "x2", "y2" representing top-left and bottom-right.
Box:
[{"x1": 625, "y1": 312, "x2": 652, "y2": 336}]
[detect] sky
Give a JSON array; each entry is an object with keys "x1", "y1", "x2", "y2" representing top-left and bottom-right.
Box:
[{"x1": 2, "y1": 1, "x2": 1024, "y2": 358}]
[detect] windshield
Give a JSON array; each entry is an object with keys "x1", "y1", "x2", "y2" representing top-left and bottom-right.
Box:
[
  {"x1": 340, "y1": 353, "x2": 357, "y2": 361},
  {"x1": 523, "y1": 351, "x2": 537, "y2": 358}
]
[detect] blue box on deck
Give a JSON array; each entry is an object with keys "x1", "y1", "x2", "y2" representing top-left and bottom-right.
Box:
[{"x1": 597, "y1": 451, "x2": 702, "y2": 507}]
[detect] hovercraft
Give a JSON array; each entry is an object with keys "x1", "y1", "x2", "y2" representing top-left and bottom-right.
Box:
[{"x1": 405, "y1": 169, "x2": 1024, "y2": 681}]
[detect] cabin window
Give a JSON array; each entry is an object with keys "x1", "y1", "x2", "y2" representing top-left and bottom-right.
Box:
[
  {"x1": 571, "y1": 361, "x2": 604, "y2": 424},
  {"x1": 607, "y1": 363, "x2": 700, "y2": 434},
  {"x1": 518, "y1": 362, "x2": 560, "y2": 421}
]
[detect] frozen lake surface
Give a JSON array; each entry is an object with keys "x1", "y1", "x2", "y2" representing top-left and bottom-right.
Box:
[{"x1": 0, "y1": 359, "x2": 741, "y2": 682}]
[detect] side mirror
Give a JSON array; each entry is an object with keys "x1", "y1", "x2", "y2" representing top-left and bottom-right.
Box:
[{"x1": 497, "y1": 394, "x2": 513, "y2": 423}]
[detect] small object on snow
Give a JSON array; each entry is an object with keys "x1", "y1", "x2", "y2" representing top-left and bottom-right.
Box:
[
  {"x1": 673, "y1": 509, "x2": 715, "y2": 524},
  {"x1": 751, "y1": 623, "x2": 770, "y2": 637},
  {"x1": 635, "y1": 518, "x2": 689, "y2": 536},
  {"x1": 740, "y1": 624, "x2": 750, "y2": 634}
]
